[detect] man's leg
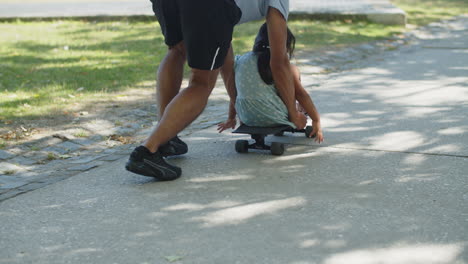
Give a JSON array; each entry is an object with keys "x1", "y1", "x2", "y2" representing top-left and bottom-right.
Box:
[
  {"x1": 156, "y1": 42, "x2": 186, "y2": 119},
  {"x1": 155, "y1": 42, "x2": 189, "y2": 157},
  {"x1": 126, "y1": 68, "x2": 219, "y2": 180},
  {"x1": 126, "y1": 0, "x2": 239, "y2": 180},
  {"x1": 143, "y1": 68, "x2": 219, "y2": 153}
]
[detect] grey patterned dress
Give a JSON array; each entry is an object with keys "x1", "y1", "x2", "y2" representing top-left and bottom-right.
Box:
[{"x1": 234, "y1": 52, "x2": 294, "y2": 127}]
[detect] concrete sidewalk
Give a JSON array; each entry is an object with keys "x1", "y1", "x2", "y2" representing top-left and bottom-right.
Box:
[
  {"x1": 0, "y1": 0, "x2": 406, "y2": 25},
  {"x1": 0, "y1": 16, "x2": 466, "y2": 264}
]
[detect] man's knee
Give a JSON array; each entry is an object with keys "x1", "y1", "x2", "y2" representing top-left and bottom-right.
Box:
[
  {"x1": 189, "y1": 68, "x2": 219, "y2": 92},
  {"x1": 192, "y1": 68, "x2": 219, "y2": 82},
  {"x1": 169, "y1": 41, "x2": 187, "y2": 60}
]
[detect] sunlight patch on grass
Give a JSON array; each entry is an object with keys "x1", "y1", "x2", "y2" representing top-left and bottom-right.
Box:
[
  {"x1": 233, "y1": 20, "x2": 403, "y2": 53},
  {"x1": 392, "y1": 0, "x2": 468, "y2": 26}
]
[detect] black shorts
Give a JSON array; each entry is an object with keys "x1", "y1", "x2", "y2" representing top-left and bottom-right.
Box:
[{"x1": 151, "y1": 0, "x2": 242, "y2": 70}]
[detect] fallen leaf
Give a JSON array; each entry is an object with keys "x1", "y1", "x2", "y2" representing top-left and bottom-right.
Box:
[
  {"x1": 108, "y1": 134, "x2": 133, "y2": 144},
  {"x1": 164, "y1": 256, "x2": 184, "y2": 263}
]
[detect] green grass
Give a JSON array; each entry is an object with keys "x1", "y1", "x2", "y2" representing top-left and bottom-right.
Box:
[
  {"x1": 234, "y1": 20, "x2": 403, "y2": 52},
  {"x1": 0, "y1": 139, "x2": 6, "y2": 149},
  {"x1": 0, "y1": 0, "x2": 122, "y2": 2},
  {"x1": 392, "y1": 0, "x2": 468, "y2": 25},
  {"x1": 2, "y1": 0, "x2": 467, "y2": 122},
  {"x1": 0, "y1": 19, "x2": 167, "y2": 121},
  {"x1": 46, "y1": 152, "x2": 57, "y2": 160},
  {"x1": 73, "y1": 129, "x2": 89, "y2": 138},
  {"x1": 0, "y1": 18, "x2": 403, "y2": 121},
  {"x1": 30, "y1": 145, "x2": 40, "y2": 151}
]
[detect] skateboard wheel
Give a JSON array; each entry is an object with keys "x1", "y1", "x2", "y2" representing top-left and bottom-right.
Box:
[
  {"x1": 270, "y1": 142, "x2": 284, "y2": 156},
  {"x1": 235, "y1": 140, "x2": 249, "y2": 153},
  {"x1": 305, "y1": 126, "x2": 315, "y2": 138}
]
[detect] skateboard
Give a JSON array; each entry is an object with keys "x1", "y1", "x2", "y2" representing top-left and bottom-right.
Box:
[{"x1": 232, "y1": 124, "x2": 314, "y2": 155}]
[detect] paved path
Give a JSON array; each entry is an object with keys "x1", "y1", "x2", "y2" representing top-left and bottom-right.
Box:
[
  {"x1": 0, "y1": 0, "x2": 406, "y2": 24},
  {"x1": 0, "y1": 16, "x2": 466, "y2": 264}
]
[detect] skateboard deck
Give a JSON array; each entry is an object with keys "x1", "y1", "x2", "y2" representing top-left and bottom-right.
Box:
[{"x1": 232, "y1": 124, "x2": 292, "y2": 135}]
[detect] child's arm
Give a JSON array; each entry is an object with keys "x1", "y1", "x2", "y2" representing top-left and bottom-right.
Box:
[
  {"x1": 291, "y1": 64, "x2": 324, "y2": 143},
  {"x1": 218, "y1": 46, "x2": 237, "y2": 133}
]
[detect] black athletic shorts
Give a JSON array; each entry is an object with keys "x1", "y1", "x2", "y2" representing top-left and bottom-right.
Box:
[{"x1": 151, "y1": 0, "x2": 242, "y2": 70}]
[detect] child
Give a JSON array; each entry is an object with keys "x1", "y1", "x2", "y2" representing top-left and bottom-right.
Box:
[{"x1": 218, "y1": 23, "x2": 324, "y2": 143}]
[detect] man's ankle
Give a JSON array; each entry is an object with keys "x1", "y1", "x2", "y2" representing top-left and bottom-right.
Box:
[{"x1": 142, "y1": 143, "x2": 159, "y2": 154}]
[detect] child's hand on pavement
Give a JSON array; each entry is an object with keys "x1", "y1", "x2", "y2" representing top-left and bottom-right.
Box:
[
  {"x1": 217, "y1": 118, "x2": 237, "y2": 133},
  {"x1": 311, "y1": 121, "x2": 324, "y2": 143}
]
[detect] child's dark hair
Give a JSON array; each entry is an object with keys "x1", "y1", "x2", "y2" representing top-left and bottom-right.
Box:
[{"x1": 253, "y1": 23, "x2": 296, "y2": 85}]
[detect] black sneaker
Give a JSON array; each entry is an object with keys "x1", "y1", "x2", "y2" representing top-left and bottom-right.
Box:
[
  {"x1": 159, "y1": 136, "x2": 188, "y2": 157},
  {"x1": 125, "y1": 146, "x2": 181, "y2": 181}
]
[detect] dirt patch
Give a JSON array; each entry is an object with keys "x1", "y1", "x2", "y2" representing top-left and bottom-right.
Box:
[{"x1": 0, "y1": 84, "x2": 158, "y2": 149}]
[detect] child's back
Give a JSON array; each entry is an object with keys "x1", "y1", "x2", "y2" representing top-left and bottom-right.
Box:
[{"x1": 234, "y1": 51, "x2": 294, "y2": 127}]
